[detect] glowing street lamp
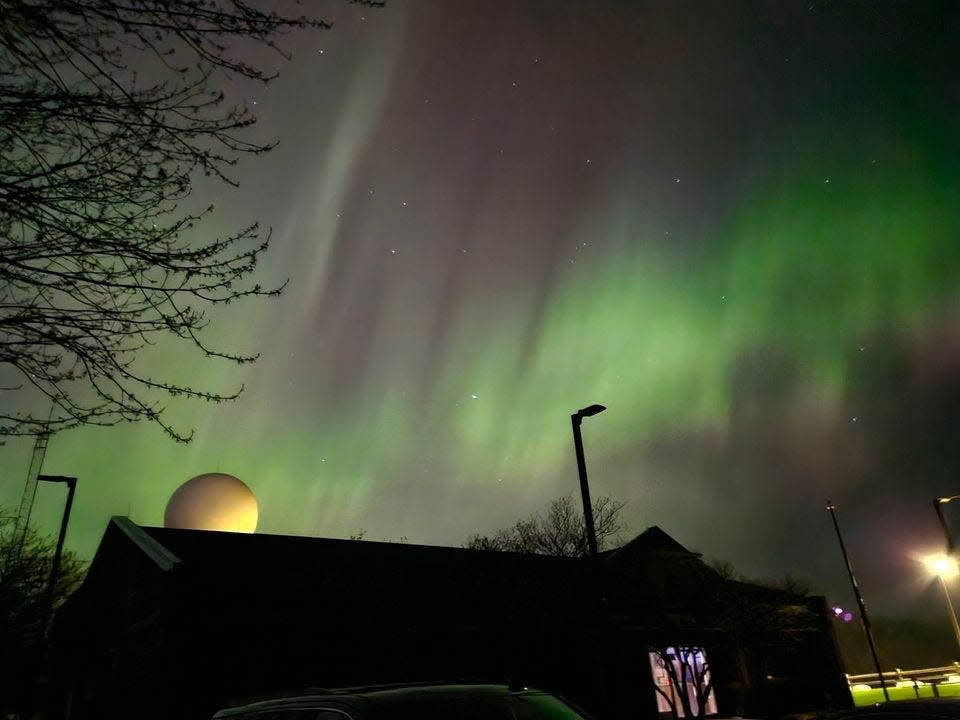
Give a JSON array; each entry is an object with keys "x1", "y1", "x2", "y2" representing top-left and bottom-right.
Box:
[
  {"x1": 922, "y1": 553, "x2": 960, "y2": 653},
  {"x1": 571, "y1": 404, "x2": 606, "y2": 557},
  {"x1": 924, "y1": 554, "x2": 960, "y2": 579}
]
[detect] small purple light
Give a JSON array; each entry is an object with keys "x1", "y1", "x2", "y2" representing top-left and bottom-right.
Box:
[{"x1": 843, "y1": 612, "x2": 854, "y2": 622}]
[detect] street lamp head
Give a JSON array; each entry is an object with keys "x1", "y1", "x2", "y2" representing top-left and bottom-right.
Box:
[
  {"x1": 577, "y1": 404, "x2": 607, "y2": 418},
  {"x1": 570, "y1": 404, "x2": 605, "y2": 557},
  {"x1": 923, "y1": 553, "x2": 960, "y2": 579}
]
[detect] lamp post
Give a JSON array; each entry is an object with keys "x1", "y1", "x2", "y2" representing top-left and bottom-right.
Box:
[
  {"x1": 37, "y1": 474, "x2": 77, "y2": 636},
  {"x1": 922, "y1": 554, "x2": 960, "y2": 654},
  {"x1": 571, "y1": 404, "x2": 606, "y2": 557},
  {"x1": 934, "y1": 496, "x2": 960, "y2": 554},
  {"x1": 826, "y1": 500, "x2": 889, "y2": 701},
  {"x1": 571, "y1": 404, "x2": 608, "y2": 715}
]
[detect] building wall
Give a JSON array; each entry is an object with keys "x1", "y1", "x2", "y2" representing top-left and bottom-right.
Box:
[{"x1": 52, "y1": 525, "x2": 851, "y2": 720}]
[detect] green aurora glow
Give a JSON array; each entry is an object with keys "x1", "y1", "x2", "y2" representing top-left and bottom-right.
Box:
[{"x1": 3, "y1": 0, "x2": 959, "y2": 617}]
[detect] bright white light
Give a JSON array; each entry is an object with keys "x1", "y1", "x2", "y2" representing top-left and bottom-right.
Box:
[{"x1": 923, "y1": 554, "x2": 960, "y2": 579}]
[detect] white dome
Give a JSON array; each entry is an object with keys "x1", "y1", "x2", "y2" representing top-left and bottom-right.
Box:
[{"x1": 164, "y1": 473, "x2": 258, "y2": 533}]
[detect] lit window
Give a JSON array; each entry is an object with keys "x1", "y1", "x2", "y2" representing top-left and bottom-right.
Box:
[{"x1": 648, "y1": 647, "x2": 718, "y2": 717}]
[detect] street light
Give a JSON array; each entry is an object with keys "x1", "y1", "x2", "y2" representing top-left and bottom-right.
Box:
[
  {"x1": 571, "y1": 404, "x2": 609, "y2": 712},
  {"x1": 37, "y1": 474, "x2": 77, "y2": 636},
  {"x1": 922, "y1": 553, "x2": 960, "y2": 654},
  {"x1": 826, "y1": 500, "x2": 889, "y2": 701},
  {"x1": 571, "y1": 404, "x2": 606, "y2": 557},
  {"x1": 934, "y1": 496, "x2": 960, "y2": 554}
]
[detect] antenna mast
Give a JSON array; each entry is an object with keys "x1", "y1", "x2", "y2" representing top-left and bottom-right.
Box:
[{"x1": 12, "y1": 429, "x2": 52, "y2": 555}]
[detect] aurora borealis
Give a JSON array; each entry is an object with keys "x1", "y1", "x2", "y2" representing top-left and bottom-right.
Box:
[{"x1": 2, "y1": 0, "x2": 960, "y2": 618}]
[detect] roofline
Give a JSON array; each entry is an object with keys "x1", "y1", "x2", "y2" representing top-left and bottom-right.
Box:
[
  {"x1": 110, "y1": 516, "x2": 181, "y2": 571},
  {"x1": 142, "y1": 525, "x2": 584, "y2": 563},
  {"x1": 602, "y1": 526, "x2": 702, "y2": 562}
]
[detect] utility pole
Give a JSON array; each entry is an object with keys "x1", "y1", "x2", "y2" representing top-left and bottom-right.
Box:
[
  {"x1": 38, "y1": 475, "x2": 77, "y2": 636},
  {"x1": 935, "y1": 496, "x2": 960, "y2": 554},
  {"x1": 571, "y1": 404, "x2": 606, "y2": 557},
  {"x1": 826, "y1": 500, "x2": 889, "y2": 702}
]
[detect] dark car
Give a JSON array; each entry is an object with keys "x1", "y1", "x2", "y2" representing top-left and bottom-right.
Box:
[
  {"x1": 211, "y1": 683, "x2": 591, "y2": 720},
  {"x1": 829, "y1": 699, "x2": 960, "y2": 720}
]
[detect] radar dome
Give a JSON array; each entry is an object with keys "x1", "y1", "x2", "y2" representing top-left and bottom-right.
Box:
[{"x1": 164, "y1": 473, "x2": 258, "y2": 533}]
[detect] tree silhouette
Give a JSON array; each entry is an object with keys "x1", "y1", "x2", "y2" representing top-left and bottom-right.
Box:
[
  {"x1": 0, "y1": 1, "x2": 378, "y2": 441},
  {"x1": 0, "y1": 513, "x2": 85, "y2": 718},
  {"x1": 465, "y1": 495, "x2": 626, "y2": 556}
]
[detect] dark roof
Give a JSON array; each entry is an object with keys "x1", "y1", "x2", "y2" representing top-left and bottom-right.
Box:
[
  {"x1": 131, "y1": 520, "x2": 597, "y2": 626},
  {"x1": 142, "y1": 522, "x2": 576, "y2": 569},
  {"x1": 66, "y1": 518, "x2": 730, "y2": 631},
  {"x1": 604, "y1": 525, "x2": 696, "y2": 558},
  {"x1": 94, "y1": 518, "x2": 697, "y2": 576}
]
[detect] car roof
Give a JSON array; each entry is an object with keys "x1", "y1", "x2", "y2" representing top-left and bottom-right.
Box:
[
  {"x1": 831, "y1": 699, "x2": 960, "y2": 720},
  {"x1": 213, "y1": 683, "x2": 549, "y2": 718}
]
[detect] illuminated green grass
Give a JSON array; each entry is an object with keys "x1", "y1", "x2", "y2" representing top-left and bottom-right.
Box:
[{"x1": 851, "y1": 684, "x2": 960, "y2": 706}]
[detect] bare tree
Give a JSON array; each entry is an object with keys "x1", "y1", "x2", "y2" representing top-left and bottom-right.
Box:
[
  {"x1": 0, "y1": 513, "x2": 85, "y2": 717},
  {"x1": 465, "y1": 495, "x2": 626, "y2": 556},
  {"x1": 0, "y1": 1, "x2": 378, "y2": 441},
  {"x1": 708, "y1": 558, "x2": 746, "y2": 582}
]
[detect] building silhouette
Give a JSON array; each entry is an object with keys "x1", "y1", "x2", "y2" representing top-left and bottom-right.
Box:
[{"x1": 50, "y1": 518, "x2": 850, "y2": 720}]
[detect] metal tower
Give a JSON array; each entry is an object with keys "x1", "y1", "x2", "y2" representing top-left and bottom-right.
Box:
[{"x1": 11, "y1": 430, "x2": 51, "y2": 556}]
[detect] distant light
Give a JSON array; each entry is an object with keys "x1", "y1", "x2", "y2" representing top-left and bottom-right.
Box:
[
  {"x1": 923, "y1": 554, "x2": 960, "y2": 579},
  {"x1": 830, "y1": 606, "x2": 853, "y2": 622}
]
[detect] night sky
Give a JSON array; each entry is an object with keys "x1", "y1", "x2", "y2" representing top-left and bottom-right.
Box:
[{"x1": 3, "y1": 0, "x2": 960, "y2": 620}]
